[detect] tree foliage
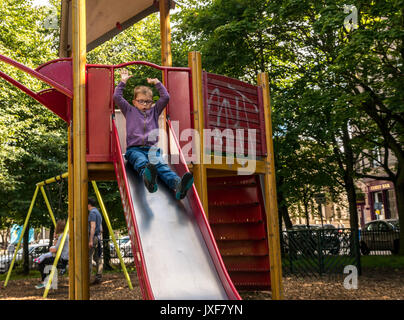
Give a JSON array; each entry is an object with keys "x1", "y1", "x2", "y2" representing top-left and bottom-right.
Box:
[
  {"x1": 0, "y1": 0, "x2": 67, "y2": 232},
  {"x1": 174, "y1": 0, "x2": 404, "y2": 251}
]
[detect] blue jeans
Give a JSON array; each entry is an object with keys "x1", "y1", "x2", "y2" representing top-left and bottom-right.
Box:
[{"x1": 125, "y1": 146, "x2": 180, "y2": 190}]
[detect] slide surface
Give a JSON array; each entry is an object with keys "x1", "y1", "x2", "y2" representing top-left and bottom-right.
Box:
[
  {"x1": 114, "y1": 113, "x2": 240, "y2": 300},
  {"x1": 125, "y1": 163, "x2": 228, "y2": 299}
]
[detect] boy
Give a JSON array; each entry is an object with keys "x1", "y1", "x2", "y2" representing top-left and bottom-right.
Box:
[{"x1": 113, "y1": 69, "x2": 193, "y2": 200}]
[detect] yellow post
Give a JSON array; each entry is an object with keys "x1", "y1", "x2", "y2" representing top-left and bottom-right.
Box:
[
  {"x1": 4, "y1": 185, "x2": 39, "y2": 287},
  {"x1": 91, "y1": 181, "x2": 133, "y2": 290},
  {"x1": 40, "y1": 186, "x2": 57, "y2": 228},
  {"x1": 188, "y1": 51, "x2": 209, "y2": 216},
  {"x1": 72, "y1": 0, "x2": 89, "y2": 300},
  {"x1": 43, "y1": 220, "x2": 69, "y2": 299},
  {"x1": 257, "y1": 72, "x2": 283, "y2": 300}
]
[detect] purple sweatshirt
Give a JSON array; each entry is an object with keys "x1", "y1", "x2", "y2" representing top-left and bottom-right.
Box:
[{"x1": 113, "y1": 81, "x2": 170, "y2": 149}]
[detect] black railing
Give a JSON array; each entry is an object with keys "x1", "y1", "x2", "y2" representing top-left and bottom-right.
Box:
[
  {"x1": 281, "y1": 228, "x2": 361, "y2": 277},
  {"x1": 1, "y1": 231, "x2": 399, "y2": 277},
  {"x1": 102, "y1": 238, "x2": 134, "y2": 266},
  {"x1": 359, "y1": 229, "x2": 400, "y2": 255}
]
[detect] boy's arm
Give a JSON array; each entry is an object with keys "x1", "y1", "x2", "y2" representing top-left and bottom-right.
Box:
[
  {"x1": 154, "y1": 82, "x2": 170, "y2": 116},
  {"x1": 113, "y1": 82, "x2": 132, "y2": 115}
]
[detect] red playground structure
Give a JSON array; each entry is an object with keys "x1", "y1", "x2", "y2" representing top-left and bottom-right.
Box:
[{"x1": 0, "y1": 0, "x2": 282, "y2": 300}]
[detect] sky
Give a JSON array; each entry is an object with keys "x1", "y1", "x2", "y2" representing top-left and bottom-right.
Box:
[{"x1": 32, "y1": 0, "x2": 51, "y2": 7}]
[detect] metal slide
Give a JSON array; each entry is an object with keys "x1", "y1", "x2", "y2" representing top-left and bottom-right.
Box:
[{"x1": 113, "y1": 114, "x2": 240, "y2": 300}]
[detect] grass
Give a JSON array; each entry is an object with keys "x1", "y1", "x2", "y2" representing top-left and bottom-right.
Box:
[
  {"x1": 0, "y1": 268, "x2": 41, "y2": 282},
  {"x1": 360, "y1": 255, "x2": 404, "y2": 269}
]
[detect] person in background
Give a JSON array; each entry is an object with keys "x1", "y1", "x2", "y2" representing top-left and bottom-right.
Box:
[
  {"x1": 35, "y1": 219, "x2": 69, "y2": 289},
  {"x1": 88, "y1": 197, "x2": 103, "y2": 285}
]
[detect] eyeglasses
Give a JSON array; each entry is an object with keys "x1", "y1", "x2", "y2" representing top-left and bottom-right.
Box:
[{"x1": 135, "y1": 99, "x2": 153, "y2": 105}]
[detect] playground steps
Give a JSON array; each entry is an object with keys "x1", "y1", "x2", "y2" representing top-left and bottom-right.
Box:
[{"x1": 207, "y1": 175, "x2": 271, "y2": 290}]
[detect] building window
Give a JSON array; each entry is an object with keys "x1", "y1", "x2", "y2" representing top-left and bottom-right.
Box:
[{"x1": 371, "y1": 147, "x2": 382, "y2": 168}]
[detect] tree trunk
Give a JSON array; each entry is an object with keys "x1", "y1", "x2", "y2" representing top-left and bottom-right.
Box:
[
  {"x1": 102, "y1": 218, "x2": 112, "y2": 270},
  {"x1": 394, "y1": 173, "x2": 404, "y2": 256},
  {"x1": 23, "y1": 223, "x2": 29, "y2": 274},
  {"x1": 341, "y1": 123, "x2": 362, "y2": 273},
  {"x1": 277, "y1": 188, "x2": 293, "y2": 229},
  {"x1": 304, "y1": 203, "x2": 310, "y2": 227},
  {"x1": 49, "y1": 223, "x2": 55, "y2": 248},
  {"x1": 281, "y1": 205, "x2": 293, "y2": 229}
]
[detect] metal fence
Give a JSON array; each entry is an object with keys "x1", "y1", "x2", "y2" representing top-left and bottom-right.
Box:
[
  {"x1": 0, "y1": 238, "x2": 136, "y2": 274},
  {"x1": 281, "y1": 228, "x2": 361, "y2": 277},
  {"x1": 2, "y1": 231, "x2": 400, "y2": 277},
  {"x1": 359, "y1": 228, "x2": 400, "y2": 255},
  {"x1": 102, "y1": 238, "x2": 134, "y2": 266}
]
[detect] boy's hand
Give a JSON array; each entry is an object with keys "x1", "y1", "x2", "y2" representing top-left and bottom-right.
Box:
[
  {"x1": 119, "y1": 69, "x2": 133, "y2": 84},
  {"x1": 147, "y1": 78, "x2": 160, "y2": 85}
]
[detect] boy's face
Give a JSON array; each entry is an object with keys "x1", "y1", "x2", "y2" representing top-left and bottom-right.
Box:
[{"x1": 133, "y1": 93, "x2": 153, "y2": 112}]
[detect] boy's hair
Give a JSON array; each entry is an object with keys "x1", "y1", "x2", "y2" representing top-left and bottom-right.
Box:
[
  {"x1": 55, "y1": 219, "x2": 66, "y2": 234},
  {"x1": 88, "y1": 197, "x2": 97, "y2": 207},
  {"x1": 133, "y1": 85, "x2": 153, "y2": 99}
]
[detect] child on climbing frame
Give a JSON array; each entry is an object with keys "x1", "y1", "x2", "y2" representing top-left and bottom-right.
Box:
[{"x1": 113, "y1": 69, "x2": 194, "y2": 200}]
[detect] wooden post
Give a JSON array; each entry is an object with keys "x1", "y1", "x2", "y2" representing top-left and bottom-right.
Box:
[
  {"x1": 159, "y1": 0, "x2": 172, "y2": 67},
  {"x1": 68, "y1": 127, "x2": 75, "y2": 299},
  {"x1": 158, "y1": 0, "x2": 172, "y2": 155},
  {"x1": 257, "y1": 72, "x2": 283, "y2": 300},
  {"x1": 72, "y1": 0, "x2": 89, "y2": 300},
  {"x1": 188, "y1": 51, "x2": 208, "y2": 216}
]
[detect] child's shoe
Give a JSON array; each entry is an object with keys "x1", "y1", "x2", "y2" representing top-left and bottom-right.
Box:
[
  {"x1": 143, "y1": 163, "x2": 158, "y2": 193},
  {"x1": 33, "y1": 257, "x2": 40, "y2": 264},
  {"x1": 175, "y1": 172, "x2": 194, "y2": 200},
  {"x1": 35, "y1": 283, "x2": 45, "y2": 289}
]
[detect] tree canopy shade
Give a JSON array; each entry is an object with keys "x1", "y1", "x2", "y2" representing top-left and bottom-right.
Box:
[
  {"x1": 0, "y1": 0, "x2": 66, "y2": 227},
  {"x1": 173, "y1": 0, "x2": 404, "y2": 253}
]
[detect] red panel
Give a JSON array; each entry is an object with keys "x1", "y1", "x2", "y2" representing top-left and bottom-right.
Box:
[
  {"x1": 203, "y1": 72, "x2": 267, "y2": 157},
  {"x1": 222, "y1": 256, "x2": 270, "y2": 272},
  {"x1": 86, "y1": 67, "x2": 113, "y2": 162},
  {"x1": 208, "y1": 186, "x2": 259, "y2": 206},
  {"x1": 35, "y1": 59, "x2": 73, "y2": 93},
  {"x1": 37, "y1": 89, "x2": 70, "y2": 122},
  {"x1": 166, "y1": 70, "x2": 193, "y2": 152},
  {"x1": 207, "y1": 174, "x2": 272, "y2": 291},
  {"x1": 211, "y1": 223, "x2": 266, "y2": 241},
  {"x1": 209, "y1": 175, "x2": 256, "y2": 186},
  {"x1": 228, "y1": 271, "x2": 271, "y2": 290},
  {"x1": 209, "y1": 204, "x2": 263, "y2": 224},
  {"x1": 217, "y1": 240, "x2": 269, "y2": 256}
]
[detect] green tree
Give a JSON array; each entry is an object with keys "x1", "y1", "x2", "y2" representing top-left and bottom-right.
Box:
[
  {"x1": 175, "y1": 0, "x2": 404, "y2": 255},
  {"x1": 0, "y1": 0, "x2": 67, "y2": 272}
]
